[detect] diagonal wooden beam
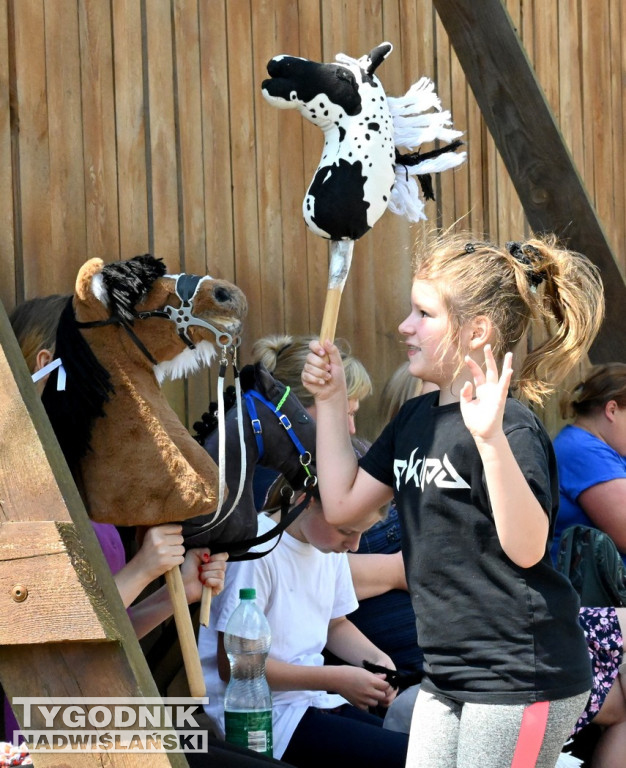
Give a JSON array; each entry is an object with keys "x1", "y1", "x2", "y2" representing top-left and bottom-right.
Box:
[
  {"x1": 0, "y1": 299, "x2": 188, "y2": 767},
  {"x1": 432, "y1": 0, "x2": 626, "y2": 363}
]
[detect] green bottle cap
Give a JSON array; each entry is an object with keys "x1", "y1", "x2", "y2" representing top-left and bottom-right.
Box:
[{"x1": 239, "y1": 588, "x2": 256, "y2": 600}]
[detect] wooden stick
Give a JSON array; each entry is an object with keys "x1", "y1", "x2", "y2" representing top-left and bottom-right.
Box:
[
  {"x1": 319, "y1": 286, "x2": 344, "y2": 344},
  {"x1": 164, "y1": 565, "x2": 206, "y2": 698},
  {"x1": 199, "y1": 584, "x2": 212, "y2": 627},
  {"x1": 319, "y1": 240, "x2": 354, "y2": 343}
]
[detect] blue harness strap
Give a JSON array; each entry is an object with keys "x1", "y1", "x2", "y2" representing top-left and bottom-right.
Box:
[{"x1": 243, "y1": 386, "x2": 315, "y2": 484}]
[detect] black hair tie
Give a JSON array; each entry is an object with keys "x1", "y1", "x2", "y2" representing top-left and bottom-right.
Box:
[{"x1": 506, "y1": 241, "x2": 545, "y2": 288}]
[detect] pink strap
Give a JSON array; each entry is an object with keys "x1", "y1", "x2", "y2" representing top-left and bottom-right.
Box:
[{"x1": 510, "y1": 701, "x2": 550, "y2": 768}]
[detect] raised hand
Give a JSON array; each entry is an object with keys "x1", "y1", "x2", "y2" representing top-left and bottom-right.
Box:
[
  {"x1": 301, "y1": 339, "x2": 347, "y2": 402},
  {"x1": 459, "y1": 346, "x2": 513, "y2": 442}
]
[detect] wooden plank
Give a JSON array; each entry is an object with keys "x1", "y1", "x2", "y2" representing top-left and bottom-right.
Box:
[
  {"x1": 0, "y1": 0, "x2": 15, "y2": 312},
  {"x1": 43, "y1": 0, "x2": 88, "y2": 281},
  {"x1": 144, "y1": 0, "x2": 186, "y2": 421},
  {"x1": 144, "y1": 0, "x2": 180, "y2": 262},
  {"x1": 431, "y1": 0, "x2": 626, "y2": 363},
  {"x1": 297, "y1": 0, "x2": 325, "y2": 331},
  {"x1": 494, "y1": 0, "x2": 525, "y2": 241},
  {"x1": 608, "y1": 0, "x2": 624, "y2": 257},
  {"x1": 172, "y1": 0, "x2": 210, "y2": 426},
  {"x1": 225, "y1": 0, "x2": 262, "y2": 363},
  {"x1": 1, "y1": 645, "x2": 183, "y2": 768},
  {"x1": 251, "y1": 0, "x2": 286, "y2": 335},
  {"x1": 620, "y1": 0, "x2": 626, "y2": 264},
  {"x1": 532, "y1": 1, "x2": 559, "y2": 120},
  {"x1": 198, "y1": 0, "x2": 233, "y2": 282},
  {"x1": 584, "y1": 4, "x2": 612, "y2": 255},
  {"x1": 557, "y1": 0, "x2": 584, "y2": 185},
  {"x1": 112, "y1": 0, "x2": 150, "y2": 257},
  {"x1": 172, "y1": 0, "x2": 206, "y2": 270},
  {"x1": 78, "y1": 0, "x2": 120, "y2": 261},
  {"x1": 11, "y1": 0, "x2": 53, "y2": 298},
  {"x1": 579, "y1": 2, "x2": 599, "y2": 207},
  {"x1": 275, "y1": 0, "x2": 310, "y2": 335},
  {"x1": 0, "y1": 521, "x2": 115, "y2": 644},
  {"x1": 0, "y1": 300, "x2": 185, "y2": 767},
  {"x1": 448, "y1": 37, "x2": 470, "y2": 228},
  {"x1": 197, "y1": 0, "x2": 233, "y2": 408},
  {"x1": 396, "y1": 0, "x2": 435, "y2": 84}
]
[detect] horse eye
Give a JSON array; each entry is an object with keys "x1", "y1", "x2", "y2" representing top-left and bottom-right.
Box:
[
  {"x1": 213, "y1": 286, "x2": 232, "y2": 304},
  {"x1": 336, "y1": 68, "x2": 356, "y2": 87},
  {"x1": 295, "y1": 414, "x2": 310, "y2": 424}
]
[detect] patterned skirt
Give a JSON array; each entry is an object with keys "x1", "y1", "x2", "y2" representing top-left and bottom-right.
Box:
[{"x1": 575, "y1": 606, "x2": 624, "y2": 733}]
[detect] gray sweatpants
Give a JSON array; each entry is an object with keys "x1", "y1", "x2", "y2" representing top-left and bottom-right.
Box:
[{"x1": 405, "y1": 688, "x2": 590, "y2": 768}]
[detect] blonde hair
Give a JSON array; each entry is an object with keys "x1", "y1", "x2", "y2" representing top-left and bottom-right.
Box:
[
  {"x1": 560, "y1": 363, "x2": 626, "y2": 420},
  {"x1": 252, "y1": 334, "x2": 372, "y2": 408},
  {"x1": 412, "y1": 232, "x2": 605, "y2": 405},
  {"x1": 9, "y1": 295, "x2": 70, "y2": 372}
]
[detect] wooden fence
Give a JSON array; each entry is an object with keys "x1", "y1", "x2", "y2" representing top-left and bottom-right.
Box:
[{"x1": 1, "y1": 0, "x2": 624, "y2": 438}]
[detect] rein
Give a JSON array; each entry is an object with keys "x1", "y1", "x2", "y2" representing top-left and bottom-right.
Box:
[
  {"x1": 76, "y1": 312, "x2": 162, "y2": 365},
  {"x1": 221, "y1": 486, "x2": 317, "y2": 561}
]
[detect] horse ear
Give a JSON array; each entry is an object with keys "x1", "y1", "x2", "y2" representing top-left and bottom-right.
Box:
[
  {"x1": 100, "y1": 254, "x2": 167, "y2": 323},
  {"x1": 74, "y1": 258, "x2": 109, "y2": 322},
  {"x1": 239, "y1": 364, "x2": 257, "y2": 392},
  {"x1": 363, "y1": 42, "x2": 393, "y2": 76},
  {"x1": 75, "y1": 258, "x2": 106, "y2": 303},
  {"x1": 252, "y1": 361, "x2": 279, "y2": 397}
]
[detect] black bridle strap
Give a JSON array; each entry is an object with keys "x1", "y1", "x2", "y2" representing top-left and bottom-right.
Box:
[
  {"x1": 221, "y1": 488, "x2": 314, "y2": 561},
  {"x1": 76, "y1": 316, "x2": 159, "y2": 365}
]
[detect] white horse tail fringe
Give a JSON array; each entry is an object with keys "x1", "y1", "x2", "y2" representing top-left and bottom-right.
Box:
[{"x1": 387, "y1": 76, "x2": 467, "y2": 223}]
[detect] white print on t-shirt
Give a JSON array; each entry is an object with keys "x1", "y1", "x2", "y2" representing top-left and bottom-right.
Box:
[{"x1": 394, "y1": 447, "x2": 470, "y2": 491}]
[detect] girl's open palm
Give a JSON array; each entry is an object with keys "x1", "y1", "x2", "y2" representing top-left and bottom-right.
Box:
[{"x1": 460, "y1": 346, "x2": 513, "y2": 441}]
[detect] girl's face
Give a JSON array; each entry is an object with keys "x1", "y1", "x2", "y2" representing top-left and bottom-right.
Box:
[{"x1": 398, "y1": 279, "x2": 460, "y2": 387}]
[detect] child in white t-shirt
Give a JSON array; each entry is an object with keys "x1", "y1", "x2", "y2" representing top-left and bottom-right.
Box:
[{"x1": 199, "y1": 487, "x2": 409, "y2": 767}]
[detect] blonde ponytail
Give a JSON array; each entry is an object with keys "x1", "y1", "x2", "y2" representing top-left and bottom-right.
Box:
[{"x1": 515, "y1": 236, "x2": 604, "y2": 404}]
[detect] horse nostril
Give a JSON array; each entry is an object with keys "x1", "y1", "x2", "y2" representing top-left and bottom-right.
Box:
[{"x1": 214, "y1": 286, "x2": 232, "y2": 304}]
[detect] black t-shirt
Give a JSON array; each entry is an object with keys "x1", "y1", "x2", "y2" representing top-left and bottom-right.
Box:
[{"x1": 359, "y1": 391, "x2": 592, "y2": 704}]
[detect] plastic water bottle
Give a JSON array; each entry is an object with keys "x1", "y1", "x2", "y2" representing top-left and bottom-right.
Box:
[{"x1": 223, "y1": 588, "x2": 273, "y2": 756}]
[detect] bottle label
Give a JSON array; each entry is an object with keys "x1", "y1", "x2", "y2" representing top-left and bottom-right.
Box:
[{"x1": 225, "y1": 710, "x2": 273, "y2": 756}]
